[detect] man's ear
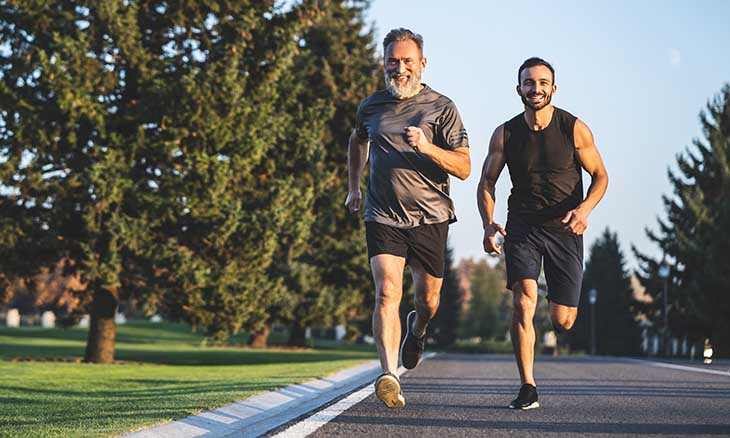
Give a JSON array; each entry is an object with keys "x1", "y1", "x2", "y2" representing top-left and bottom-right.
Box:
[
  {"x1": 516, "y1": 84, "x2": 522, "y2": 96},
  {"x1": 421, "y1": 56, "x2": 427, "y2": 70}
]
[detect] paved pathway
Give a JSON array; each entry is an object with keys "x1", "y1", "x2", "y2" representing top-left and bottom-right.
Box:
[{"x1": 271, "y1": 354, "x2": 730, "y2": 438}]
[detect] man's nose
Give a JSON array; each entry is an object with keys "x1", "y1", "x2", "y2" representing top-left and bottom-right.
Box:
[{"x1": 397, "y1": 60, "x2": 407, "y2": 73}]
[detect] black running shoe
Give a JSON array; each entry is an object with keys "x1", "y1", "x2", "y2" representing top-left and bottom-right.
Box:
[
  {"x1": 374, "y1": 372, "x2": 405, "y2": 408},
  {"x1": 509, "y1": 383, "x2": 539, "y2": 410},
  {"x1": 400, "y1": 310, "x2": 425, "y2": 369}
]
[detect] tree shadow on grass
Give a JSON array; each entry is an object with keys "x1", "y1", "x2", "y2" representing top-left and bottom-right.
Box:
[
  {"x1": 1, "y1": 377, "x2": 321, "y2": 430},
  {"x1": 0, "y1": 322, "x2": 201, "y2": 345},
  {"x1": 1, "y1": 379, "x2": 283, "y2": 401},
  {"x1": 112, "y1": 347, "x2": 373, "y2": 366},
  {"x1": 0, "y1": 337, "x2": 374, "y2": 365}
]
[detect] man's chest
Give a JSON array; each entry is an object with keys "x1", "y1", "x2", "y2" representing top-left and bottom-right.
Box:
[{"x1": 364, "y1": 103, "x2": 445, "y2": 146}]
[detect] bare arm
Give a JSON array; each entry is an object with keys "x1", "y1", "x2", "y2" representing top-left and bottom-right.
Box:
[
  {"x1": 477, "y1": 125, "x2": 507, "y2": 253},
  {"x1": 345, "y1": 130, "x2": 370, "y2": 212},
  {"x1": 404, "y1": 127, "x2": 471, "y2": 180},
  {"x1": 561, "y1": 119, "x2": 609, "y2": 234}
]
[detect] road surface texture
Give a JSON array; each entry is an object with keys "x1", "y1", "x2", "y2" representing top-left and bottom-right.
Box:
[{"x1": 270, "y1": 354, "x2": 730, "y2": 438}]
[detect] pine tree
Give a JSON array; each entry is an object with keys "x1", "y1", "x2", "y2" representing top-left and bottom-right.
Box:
[
  {"x1": 0, "y1": 1, "x2": 164, "y2": 362},
  {"x1": 0, "y1": 1, "x2": 325, "y2": 360},
  {"x1": 567, "y1": 228, "x2": 641, "y2": 355},
  {"x1": 132, "y1": 1, "x2": 329, "y2": 342},
  {"x1": 263, "y1": 0, "x2": 381, "y2": 346},
  {"x1": 633, "y1": 85, "x2": 730, "y2": 357},
  {"x1": 431, "y1": 242, "x2": 461, "y2": 346}
]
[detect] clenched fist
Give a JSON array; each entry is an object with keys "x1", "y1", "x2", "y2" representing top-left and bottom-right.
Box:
[
  {"x1": 344, "y1": 188, "x2": 362, "y2": 212},
  {"x1": 404, "y1": 126, "x2": 428, "y2": 151}
]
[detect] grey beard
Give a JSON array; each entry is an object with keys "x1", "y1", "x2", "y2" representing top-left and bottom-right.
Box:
[{"x1": 385, "y1": 69, "x2": 422, "y2": 99}]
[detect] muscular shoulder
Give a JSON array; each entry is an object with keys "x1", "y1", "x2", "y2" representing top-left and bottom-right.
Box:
[
  {"x1": 490, "y1": 124, "x2": 505, "y2": 150},
  {"x1": 573, "y1": 119, "x2": 595, "y2": 149}
]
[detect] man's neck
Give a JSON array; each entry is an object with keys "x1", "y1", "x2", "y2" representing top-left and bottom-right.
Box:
[{"x1": 523, "y1": 105, "x2": 554, "y2": 131}]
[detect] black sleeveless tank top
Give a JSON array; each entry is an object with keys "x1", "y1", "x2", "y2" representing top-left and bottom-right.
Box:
[{"x1": 504, "y1": 107, "x2": 583, "y2": 227}]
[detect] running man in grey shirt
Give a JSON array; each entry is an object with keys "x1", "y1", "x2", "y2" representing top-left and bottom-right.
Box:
[{"x1": 345, "y1": 28, "x2": 471, "y2": 408}]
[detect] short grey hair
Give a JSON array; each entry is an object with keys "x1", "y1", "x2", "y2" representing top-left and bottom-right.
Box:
[{"x1": 383, "y1": 28, "x2": 424, "y2": 56}]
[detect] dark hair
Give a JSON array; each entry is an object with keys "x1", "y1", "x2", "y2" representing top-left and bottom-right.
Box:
[
  {"x1": 518, "y1": 57, "x2": 555, "y2": 84},
  {"x1": 383, "y1": 28, "x2": 424, "y2": 56}
]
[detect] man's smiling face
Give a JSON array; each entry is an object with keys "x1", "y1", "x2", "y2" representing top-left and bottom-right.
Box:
[
  {"x1": 384, "y1": 39, "x2": 426, "y2": 99},
  {"x1": 517, "y1": 65, "x2": 556, "y2": 111}
]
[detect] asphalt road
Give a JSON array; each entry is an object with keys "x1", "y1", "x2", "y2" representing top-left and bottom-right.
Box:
[{"x1": 276, "y1": 354, "x2": 730, "y2": 438}]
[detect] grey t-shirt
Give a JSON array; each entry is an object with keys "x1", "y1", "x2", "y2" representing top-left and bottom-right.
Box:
[{"x1": 355, "y1": 85, "x2": 469, "y2": 228}]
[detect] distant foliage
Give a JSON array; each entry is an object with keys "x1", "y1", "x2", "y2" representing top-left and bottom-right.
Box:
[
  {"x1": 459, "y1": 258, "x2": 510, "y2": 341},
  {"x1": 430, "y1": 243, "x2": 462, "y2": 346},
  {"x1": 567, "y1": 228, "x2": 641, "y2": 356}
]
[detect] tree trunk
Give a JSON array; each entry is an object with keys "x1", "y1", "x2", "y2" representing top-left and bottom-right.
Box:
[
  {"x1": 84, "y1": 287, "x2": 119, "y2": 363},
  {"x1": 288, "y1": 319, "x2": 307, "y2": 346},
  {"x1": 249, "y1": 323, "x2": 270, "y2": 348}
]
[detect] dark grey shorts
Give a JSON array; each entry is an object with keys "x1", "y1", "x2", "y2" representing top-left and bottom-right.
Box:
[
  {"x1": 365, "y1": 221, "x2": 449, "y2": 278},
  {"x1": 504, "y1": 216, "x2": 584, "y2": 307}
]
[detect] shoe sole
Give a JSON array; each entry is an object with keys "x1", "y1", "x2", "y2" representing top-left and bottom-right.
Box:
[
  {"x1": 509, "y1": 401, "x2": 540, "y2": 410},
  {"x1": 375, "y1": 375, "x2": 406, "y2": 408},
  {"x1": 400, "y1": 310, "x2": 421, "y2": 370}
]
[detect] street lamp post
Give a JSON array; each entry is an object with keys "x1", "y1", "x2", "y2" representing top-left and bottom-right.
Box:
[
  {"x1": 658, "y1": 260, "x2": 670, "y2": 357},
  {"x1": 589, "y1": 288, "x2": 598, "y2": 355}
]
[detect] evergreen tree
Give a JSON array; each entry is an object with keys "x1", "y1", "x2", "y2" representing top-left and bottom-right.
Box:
[
  {"x1": 0, "y1": 1, "x2": 161, "y2": 362},
  {"x1": 633, "y1": 85, "x2": 730, "y2": 357},
  {"x1": 567, "y1": 228, "x2": 641, "y2": 356},
  {"x1": 431, "y1": 242, "x2": 461, "y2": 346},
  {"x1": 128, "y1": 1, "x2": 328, "y2": 342},
  {"x1": 0, "y1": 1, "x2": 324, "y2": 360},
  {"x1": 264, "y1": 0, "x2": 381, "y2": 346}
]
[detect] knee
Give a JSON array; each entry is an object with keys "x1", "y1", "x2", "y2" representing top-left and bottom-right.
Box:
[
  {"x1": 551, "y1": 314, "x2": 576, "y2": 333},
  {"x1": 376, "y1": 280, "x2": 401, "y2": 309},
  {"x1": 513, "y1": 294, "x2": 535, "y2": 323}
]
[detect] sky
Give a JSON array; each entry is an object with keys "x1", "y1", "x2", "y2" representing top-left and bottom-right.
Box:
[{"x1": 364, "y1": 0, "x2": 730, "y2": 269}]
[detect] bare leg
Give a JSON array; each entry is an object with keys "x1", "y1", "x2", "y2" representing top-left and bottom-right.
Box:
[
  {"x1": 511, "y1": 279, "x2": 539, "y2": 386},
  {"x1": 371, "y1": 254, "x2": 406, "y2": 375},
  {"x1": 410, "y1": 264, "x2": 443, "y2": 337}
]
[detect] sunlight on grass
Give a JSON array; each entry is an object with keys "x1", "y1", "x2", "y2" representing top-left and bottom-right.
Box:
[{"x1": 0, "y1": 322, "x2": 376, "y2": 438}]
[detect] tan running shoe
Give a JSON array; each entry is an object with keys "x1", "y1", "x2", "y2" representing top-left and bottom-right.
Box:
[{"x1": 374, "y1": 372, "x2": 405, "y2": 408}]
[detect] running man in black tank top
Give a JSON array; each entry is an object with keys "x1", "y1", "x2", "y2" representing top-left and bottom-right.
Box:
[{"x1": 476, "y1": 58, "x2": 608, "y2": 410}]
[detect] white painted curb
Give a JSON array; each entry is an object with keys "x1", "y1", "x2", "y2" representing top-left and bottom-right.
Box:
[{"x1": 120, "y1": 359, "x2": 383, "y2": 438}]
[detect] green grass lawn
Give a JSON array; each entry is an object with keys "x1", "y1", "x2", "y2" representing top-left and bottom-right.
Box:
[{"x1": 0, "y1": 322, "x2": 376, "y2": 438}]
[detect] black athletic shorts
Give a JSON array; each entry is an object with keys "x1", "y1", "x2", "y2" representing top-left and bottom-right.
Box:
[
  {"x1": 504, "y1": 216, "x2": 584, "y2": 307},
  {"x1": 365, "y1": 221, "x2": 449, "y2": 278}
]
